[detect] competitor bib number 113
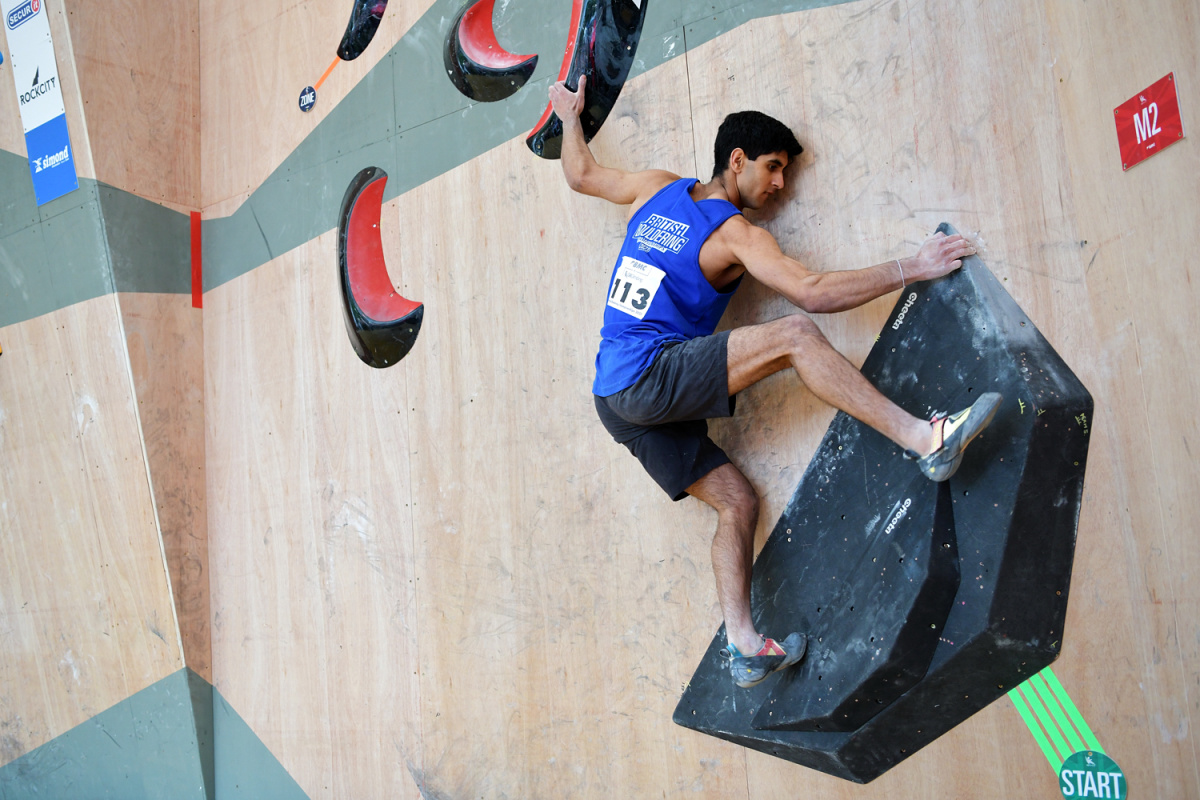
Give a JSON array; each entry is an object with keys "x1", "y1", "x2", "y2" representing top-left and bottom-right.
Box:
[{"x1": 608, "y1": 257, "x2": 664, "y2": 320}]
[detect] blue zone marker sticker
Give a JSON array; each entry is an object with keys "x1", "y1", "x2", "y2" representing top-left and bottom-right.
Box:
[{"x1": 299, "y1": 85, "x2": 316, "y2": 112}]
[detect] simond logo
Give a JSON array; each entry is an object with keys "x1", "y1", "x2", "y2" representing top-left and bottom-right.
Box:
[
  {"x1": 891, "y1": 291, "x2": 919, "y2": 330},
  {"x1": 33, "y1": 144, "x2": 69, "y2": 173},
  {"x1": 883, "y1": 498, "x2": 911, "y2": 536},
  {"x1": 19, "y1": 68, "x2": 56, "y2": 106},
  {"x1": 6, "y1": 0, "x2": 41, "y2": 31}
]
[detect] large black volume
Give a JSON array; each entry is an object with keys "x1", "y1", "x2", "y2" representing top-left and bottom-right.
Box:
[
  {"x1": 674, "y1": 224, "x2": 1093, "y2": 782},
  {"x1": 750, "y1": 468, "x2": 960, "y2": 733}
]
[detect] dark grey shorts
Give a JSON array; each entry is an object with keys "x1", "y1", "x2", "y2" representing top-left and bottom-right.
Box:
[{"x1": 594, "y1": 331, "x2": 736, "y2": 501}]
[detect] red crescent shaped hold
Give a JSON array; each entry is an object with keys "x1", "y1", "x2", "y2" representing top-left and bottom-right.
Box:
[
  {"x1": 346, "y1": 176, "x2": 420, "y2": 322},
  {"x1": 458, "y1": 0, "x2": 537, "y2": 69}
]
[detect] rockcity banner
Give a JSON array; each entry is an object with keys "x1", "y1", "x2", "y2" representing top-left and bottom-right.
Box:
[{"x1": 3, "y1": 0, "x2": 78, "y2": 204}]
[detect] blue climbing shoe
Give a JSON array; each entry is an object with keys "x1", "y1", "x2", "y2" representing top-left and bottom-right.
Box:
[{"x1": 721, "y1": 633, "x2": 808, "y2": 689}]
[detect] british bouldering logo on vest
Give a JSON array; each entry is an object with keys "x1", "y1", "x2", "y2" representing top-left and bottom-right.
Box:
[
  {"x1": 634, "y1": 214, "x2": 690, "y2": 254},
  {"x1": 6, "y1": 0, "x2": 41, "y2": 30},
  {"x1": 1059, "y1": 750, "x2": 1126, "y2": 799}
]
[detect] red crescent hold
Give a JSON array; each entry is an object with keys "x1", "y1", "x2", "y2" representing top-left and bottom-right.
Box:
[{"x1": 346, "y1": 176, "x2": 421, "y2": 322}]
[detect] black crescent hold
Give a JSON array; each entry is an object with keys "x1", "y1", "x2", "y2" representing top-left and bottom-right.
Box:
[
  {"x1": 444, "y1": 0, "x2": 539, "y2": 102},
  {"x1": 526, "y1": 0, "x2": 647, "y2": 159},
  {"x1": 338, "y1": 0, "x2": 390, "y2": 61},
  {"x1": 338, "y1": 166, "x2": 424, "y2": 369}
]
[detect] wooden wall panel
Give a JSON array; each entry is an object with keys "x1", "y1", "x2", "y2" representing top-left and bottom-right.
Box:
[
  {"x1": 203, "y1": 233, "x2": 423, "y2": 798},
  {"x1": 199, "y1": 0, "x2": 433, "y2": 210},
  {"x1": 687, "y1": 0, "x2": 1091, "y2": 573},
  {"x1": 0, "y1": 296, "x2": 182, "y2": 765},
  {"x1": 391, "y1": 58, "x2": 760, "y2": 797},
  {"x1": 1046, "y1": 0, "x2": 1200, "y2": 794},
  {"x1": 64, "y1": 0, "x2": 200, "y2": 211},
  {"x1": 121, "y1": 293, "x2": 210, "y2": 682},
  {"x1": 195, "y1": 0, "x2": 1200, "y2": 796}
]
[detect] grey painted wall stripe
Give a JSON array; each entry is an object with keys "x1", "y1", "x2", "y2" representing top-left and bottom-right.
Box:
[
  {"x1": 0, "y1": 668, "x2": 310, "y2": 800},
  {"x1": 0, "y1": 0, "x2": 846, "y2": 325},
  {"x1": 100, "y1": 184, "x2": 192, "y2": 295},
  {"x1": 0, "y1": 172, "x2": 115, "y2": 326},
  {"x1": 0, "y1": 149, "x2": 189, "y2": 327},
  {"x1": 0, "y1": 669, "x2": 214, "y2": 800},
  {"x1": 212, "y1": 684, "x2": 309, "y2": 800}
]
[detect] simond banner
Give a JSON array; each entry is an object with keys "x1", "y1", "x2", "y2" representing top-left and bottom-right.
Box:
[{"x1": 3, "y1": 0, "x2": 78, "y2": 204}]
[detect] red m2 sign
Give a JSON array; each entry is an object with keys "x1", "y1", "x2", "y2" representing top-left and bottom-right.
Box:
[{"x1": 1115, "y1": 73, "x2": 1185, "y2": 171}]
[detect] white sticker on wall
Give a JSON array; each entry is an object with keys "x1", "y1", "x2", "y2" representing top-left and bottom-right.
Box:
[{"x1": 3, "y1": 0, "x2": 78, "y2": 204}]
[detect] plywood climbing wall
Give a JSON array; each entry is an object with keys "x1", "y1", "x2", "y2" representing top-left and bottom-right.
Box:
[{"x1": 2, "y1": 0, "x2": 1197, "y2": 796}]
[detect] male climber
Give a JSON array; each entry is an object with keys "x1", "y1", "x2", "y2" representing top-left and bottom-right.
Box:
[{"x1": 550, "y1": 77, "x2": 1001, "y2": 689}]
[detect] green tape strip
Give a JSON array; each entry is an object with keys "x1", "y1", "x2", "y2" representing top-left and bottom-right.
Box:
[
  {"x1": 1042, "y1": 667, "x2": 1104, "y2": 752},
  {"x1": 1030, "y1": 673, "x2": 1086, "y2": 754},
  {"x1": 1010, "y1": 666, "x2": 1105, "y2": 776},
  {"x1": 1008, "y1": 687, "x2": 1063, "y2": 770},
  {"x1": 1018, "y1": 683, "x2": 1072, "y2": 762}
]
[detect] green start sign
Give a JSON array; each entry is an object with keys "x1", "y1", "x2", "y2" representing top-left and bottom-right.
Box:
[{"x1": 1059, "y1": 751, "x2": 1126, "y2": 799}]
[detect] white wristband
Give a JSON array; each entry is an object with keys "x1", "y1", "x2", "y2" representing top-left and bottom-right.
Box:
[{"x1": 896, "y1": 258, "x2": 906, "y2": 289}]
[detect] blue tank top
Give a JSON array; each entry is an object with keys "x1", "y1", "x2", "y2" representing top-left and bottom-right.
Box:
[{"x1": 593, "y1": 178, "x2": 742, "y2": 396}]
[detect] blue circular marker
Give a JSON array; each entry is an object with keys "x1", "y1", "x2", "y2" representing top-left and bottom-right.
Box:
[{"x1": 299, "y1": 85, "x2": 316, "y2": 112}]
